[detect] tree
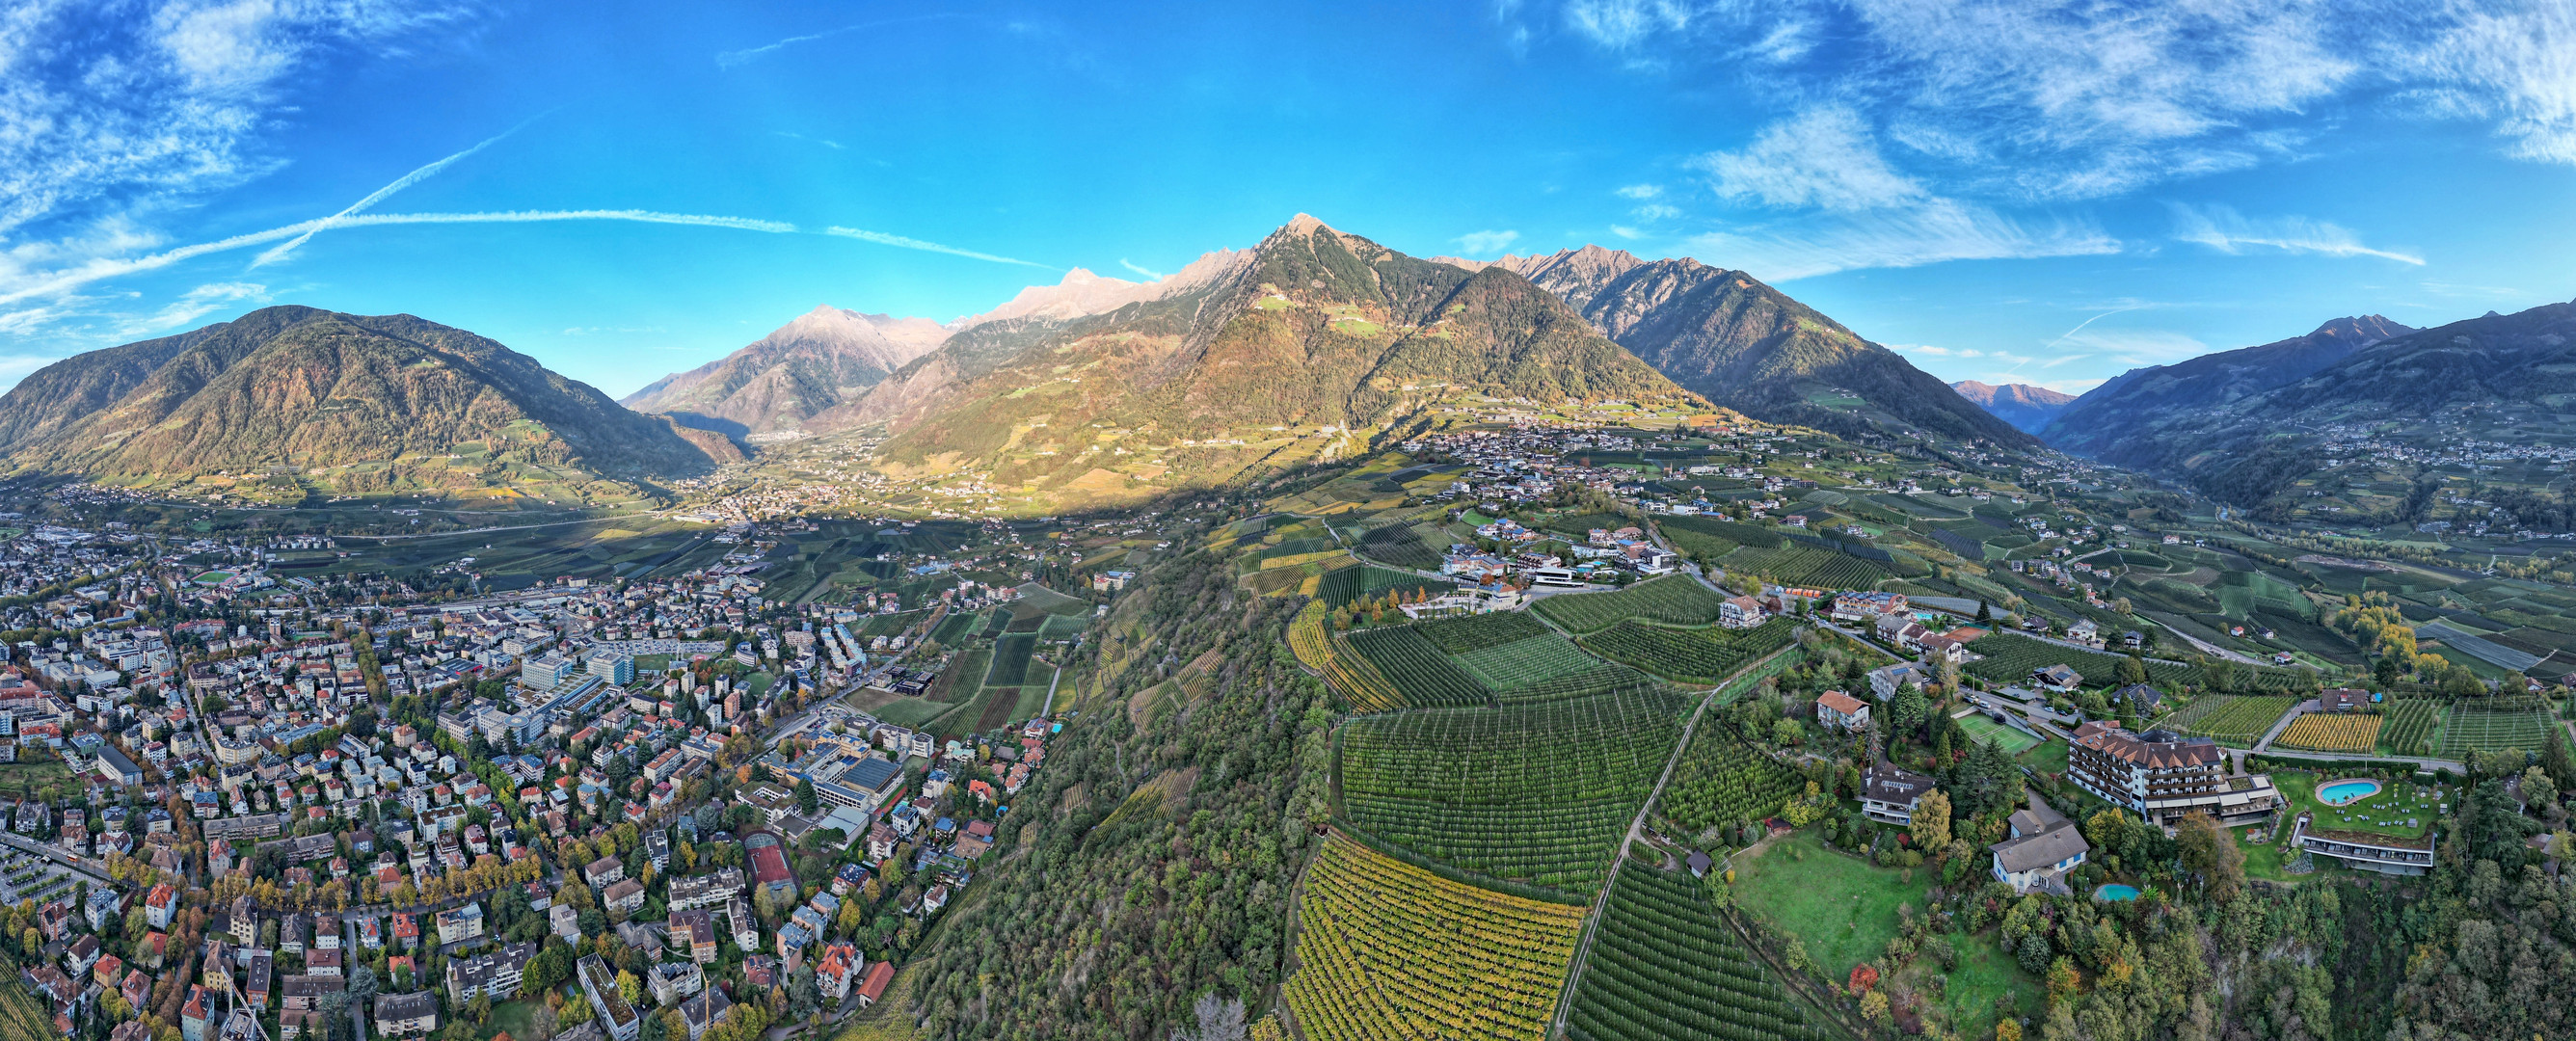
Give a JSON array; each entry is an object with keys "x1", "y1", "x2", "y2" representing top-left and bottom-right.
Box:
[
  {"x1": 2522, "y1": 765, "x2": 2558, "y2": 812},
  {"x1": 2173, "y1": 812, "x2": 2243, "y2": 902},
  {"x1": 2116, "y1": 652, "x2": 2147, "y2": 687},
  {"x1": 468, "y1": 990, "x2": 493, "y2": 1026},
  {"x1": 1912, "y1": 789, "x2": 1951, "y2": 851},
  {"x1": 794, "y1": 778, "x2": 819, "y2": 816},
  {"x1": 528, "y1": 1003, "x2": 559, "y2": 1041},
  {"x1": 616, "y1": 970, "x2": 641, "y2": 1007}
]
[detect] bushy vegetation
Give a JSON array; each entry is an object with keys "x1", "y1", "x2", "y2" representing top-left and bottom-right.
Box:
[{"x1": 1656, "y1": 728, "x2": 1806, "y2": 837}]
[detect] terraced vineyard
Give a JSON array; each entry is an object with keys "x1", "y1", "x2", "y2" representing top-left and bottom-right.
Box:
[
  {"x1": 2274, "y1": 712, "x2": 2381, "y2": 754},
  {"x1": 2163, "y1": 695, "x2": 2294, "y2": 747},
  {"x1": 1347, "y1": 627, "x2": 1491, "y2": 707},
  {"x1": 2439, "y1": 704, "x2": 2554, "y2": 757},
  {"x1": 985, "y1": 633, "x2": 1039, "y2": 686},
  {"x1": 1455, "y1": 633, "x2": 1601, "y2": 690},
  {"x1": 1359, "y1": 522, "x2": 1442, "y2": 569},
  {"x1": 2378, "y1": 699, "x2": 2443, "y2": 757},
  {"x1": 1337, "y1": 687, "x2": 1692, "y2": 893},
  {"x1": 1418, "y1": 610, "x2": 1551, "y2": 653},
  {"x1": 1720, "y1": 544, "x2": 1891, "y2": 590},
  {"x1": 1289, "y1": 601, "x2": 1406, "y2": 712},
  {"x1": 1490, "y1": 662, "x2": 1660, "y2": 705},
  {"x1": 1963, "y1": 633, "x2": 2205, "y2": 689},
  {"x1": 1654, "y1": 728, "x2": 1805, "y2": 836},
  {"x1": 1282, "y1": 833, "x2": 1584, "y2": 1041},
  {"x1": 1536, "y1": 575, "x2": 1729, "y2": 634},
  {"x1": 1577, "y1": 619, "x2": 1796, "y2": 683},
  {"x1": 1566, "y1": 867, "x2": 1821, "y2": 1041},
  {"x1": 1320, "y1": 564, "x2": 1448, "y2": 608}
]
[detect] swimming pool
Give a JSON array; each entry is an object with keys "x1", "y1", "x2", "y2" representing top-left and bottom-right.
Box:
[
  {"x1": 2318, "y1": 779, "x2": 2381, "y2": 805},
  {"x1": 2095, "y1": 884, "x2": 2139, "y2": 901}
]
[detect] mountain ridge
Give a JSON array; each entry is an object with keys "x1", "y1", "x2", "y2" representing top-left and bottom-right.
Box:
[
  {"x1": 1952, "y1": 380, "x2": 2079, "y2": 434},
  {"x1": 0, "y1": 306, "x2": 723, "y2": 485},
  {"x1": 2040, "y1": 314, "x2": 2414, "y2": 456}
]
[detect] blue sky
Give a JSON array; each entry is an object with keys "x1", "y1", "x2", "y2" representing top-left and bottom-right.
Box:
[{"x1": 3, "y1": 0, "x2": 2573, "y2": 399}]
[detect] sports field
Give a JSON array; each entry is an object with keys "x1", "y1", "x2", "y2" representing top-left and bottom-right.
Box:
[{"x1": 1956, "y1": 712, "x2": 2041, "y2": 754}]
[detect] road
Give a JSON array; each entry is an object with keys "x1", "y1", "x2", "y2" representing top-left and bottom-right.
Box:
[{"x1": 1039, "y1": 665, "x2": 1064, "y2": 717}]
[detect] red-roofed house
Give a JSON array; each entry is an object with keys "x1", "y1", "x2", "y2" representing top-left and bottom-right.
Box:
[{"x1": 854, "y1": 962, "x2": 896, "y2": 1008}]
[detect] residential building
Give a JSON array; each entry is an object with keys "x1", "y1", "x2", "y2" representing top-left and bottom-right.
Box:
[
  {"x1": 1989, "y1": 796, "x2": 2089, "y2": 894},
  {"x1": 1718, "y1": 595, "x2": 1767, "y2": 628},
  {"x1": 374, "y1": 993, "x2": 440, "y2": 1037},
  {"x1": 1860, "y1": 763, "x2": 1934, "y2": 826},
  {"x1": 1814, "y1": 690, "x2": 1869, "y2": 733},
  {"x1": 435, "y1": 903, "x2": 485, "y2": 946}
]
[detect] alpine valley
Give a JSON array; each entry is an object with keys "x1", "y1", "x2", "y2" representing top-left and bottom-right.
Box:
[{"x1": 4, "y1": 213, "x2": 2574, "y2": 1041}]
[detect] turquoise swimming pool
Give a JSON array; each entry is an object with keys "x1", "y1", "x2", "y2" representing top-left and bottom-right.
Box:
[
  {"x1": 2319, "y1": 779, "x2": 2381, "y2": 805},
  {"x1": 2095, "y1": 884, "x2": 2139, "y2": 901}
]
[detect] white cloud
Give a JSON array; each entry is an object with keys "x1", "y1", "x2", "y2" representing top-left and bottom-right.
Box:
[
  {"x1": 1614, "y1": 183, "x2": 1662, "y2": 200},
  {"x1": 2170, "y1": 204, "x2": 2426, "y2": 264},
  {"x1": 1609, "y1": 225, "x2": 1643, "y2": 239},
  {"x1": 1455, "y1": 229, "x2": 1520, "y2": 256},
  {"x1": 716, "y1": 13, "x2": 967, "y2": 69},
  {"x1": 2404, "y1": 2, "x2": 2576, "y2": 164},
  {"x1": 1118, "y1": 258, "x2": 1167, "y2": 280},
  {"x1": 1632, "y1": 202, "x2": 1680, "y2": 221},
  {"x1": 1695, "y1": 106, "x2": 1925, "y2": 212},
  {"x1": 2053, "y1": 327, "x2": 2211, "y2": 366},
  {"x1": 129, "y1": 280, "x2": 269, "y2": 334},
  {"x1": 1688, "y1": 199, "x2": 2117, "y2": 280},
  {"x1": 1561, "y1": 0, "x2": 1694, "y2": 49},
  {"x1": 0, "y1": 0, "x2": 468, "y2": 238}
]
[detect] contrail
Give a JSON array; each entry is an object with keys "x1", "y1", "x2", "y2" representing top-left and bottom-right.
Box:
[
  {"x1": 716, "y1": 13, "x2": 965, "y2": 68},
  {"x1": 824, "y1": 227, "x2": 1052, "y2": 269},
  {"x1": 252, "y1": 113, "x2": 554, "y2": 268},
  {"x1": 2040, "y1": 306, "x2": 2141, "y2": 352}
]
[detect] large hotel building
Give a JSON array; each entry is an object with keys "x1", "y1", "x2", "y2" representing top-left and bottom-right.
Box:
[{"x1": 2065, "y1": 721, "x2": 2280, "y2": 826}]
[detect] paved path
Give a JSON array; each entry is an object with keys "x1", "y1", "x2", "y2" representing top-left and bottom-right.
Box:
[
  {"x1": 1548, "y1": 673, "x2": 1729, "y2": 1037},
  {"x1": 1039, "y1": 665, "x2": 1064, "y2": 717}
]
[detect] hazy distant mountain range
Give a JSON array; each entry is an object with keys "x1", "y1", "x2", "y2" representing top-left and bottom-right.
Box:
[{"x1": 1950, "y1": 381, "x2": 2078, "y2": 435}]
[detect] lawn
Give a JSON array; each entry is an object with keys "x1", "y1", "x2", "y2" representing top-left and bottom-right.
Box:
[
  {"x1": 1956, "y1": 713, "x2": 2041, "y2": 755},
  {"x1": 1733, "y1": 830, "x2": 2036, "y2": 1039},
  {"x1": 2016, "y1": 740, "x2": 2069, "y2": 778},
  {"x1": 482, "y1": 998, "x2": 541, "y2": 1041},
  {"x1": 2274, "y1": 771, "x2": 2446, "y2": 841},
  {"x1": 871, "y1": 698, "x2": 962, "y2": 730}
]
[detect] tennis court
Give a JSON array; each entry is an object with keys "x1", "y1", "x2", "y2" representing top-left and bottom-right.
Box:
[{"x1": 1957, "y1": 711, "x2": 2043, "y2": 754}]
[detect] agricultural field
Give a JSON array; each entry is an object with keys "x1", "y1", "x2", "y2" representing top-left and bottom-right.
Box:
[
  {"x1": 1577, "y1": 619, "x2": 1796, "y2": 683},
  {"x1": 2273, "y1": 712, "x2": 2382, "y2": 754},
  {"x1": 1358, "y1": 522, "x2": 1441, "y2": 569},
  {"x1": 1961, "y1": 633, "x2": 2206, "y2": 689},
  {"x1": 1291, "y1": 599, "x2": 1445, "y2": 712},
  {"x1": 1566, "y1": 867, "x2": 1821, "y2": 1041},
  {"x1": 1337, "y1": 687, "x2": 1692, "y2": 893},
  {"x1": 1719, "y1": 544, "x2": 1892, "y2": 590},
  {"x1": 2162, "y1": 695, "x2": 2295, "y2": 747},
  {"x1": 1346, "y1": 627, "x2": 1491, "y2": 707},
  {"x1": 1653, "y1": 728, "x2": 1805, "y2": 838},
  {"x1": 1320, "y1": 565, "x2": 1449, "y2": 608},
  {"x1": 1454, "y1": 633, "x2": 1601, "y2": 691},
  {"x1": 2439, "y1": 704, "x2": 2555, "y2": 757},
  {"x1": 1535, "y1": 574, "x2": 1729, "y2": 634},
  {"x1": 1417, "y1": 611, "x2": 1551, "y2": 654},
  {"x1": 2378, "y1": 699, "x2": 2444, "y2": 758},
  {"x1": 1282, "y1": 834, "x2": 1584, "y2": 1041},
  {"x1": 985, "y1": 633, "x2": 1039, "y2": 687}
]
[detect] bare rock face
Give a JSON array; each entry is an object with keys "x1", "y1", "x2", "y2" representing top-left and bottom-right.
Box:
[{"x1": 621, "y1": 306, "x2": 950, "y2": 440}]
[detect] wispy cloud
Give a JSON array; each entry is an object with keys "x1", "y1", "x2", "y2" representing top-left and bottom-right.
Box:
[
  {"x1": 1118, "y1": 258, "x2": 1166, "y2": 280},
  {"x1": 716, "y1": 13, "x2": 967, "y2": 69},
  {"x1": 772, "y1": 132, "x2": 847, "y2": 150},
  {"x1": 129, "y1": 280, "x2": 270, "y2": 334},
  {"x1": 1696, "y1": 106, "x2": 1925, "y2": 212},
  {"x1": 2170, "y1": 204, "x2": 2424, "y2": 264},
  {"x1": 821, "y1": 227, "x2": 1051, "y2": 268},
  {"x1": 2053, "y1": 327, "x2": 2211, "y2": 365},
  {"x1": 1566, "y1": 0, "x2": 2576, "y2": 214},
  {"x1": 1609, "y1": 225, "x2": 1644, "y2": 240},
  {"x1": 253, "y1": 118, "x2": 547, "y2": 268},
  {"x1": 1614, "y1": 183, "x2": 1662, "y2": 200},
  {"x1": 1455, "y1": 229, "x2": 1520, "y2": 256},
  {"x1": 1688, "y1": 200, "x2": 2117, "y2": 280},
  {"x1": 0, "y1": 0, "x2": 470, "y2": 238}
]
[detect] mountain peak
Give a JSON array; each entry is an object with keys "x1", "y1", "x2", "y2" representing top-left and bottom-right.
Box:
[
  {"x1": 1277, "y1": 213, "x2": 1332, "y2": 236},
  {"x1": 2310, "y1": 314, "x2": 2413, "y2": 343}
]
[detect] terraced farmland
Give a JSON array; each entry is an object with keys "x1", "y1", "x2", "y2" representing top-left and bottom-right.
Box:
[
  {"x1": 1566, "y1": 867, "x2": 1821, "y2": 1041},
  {"x1": 1346, "y1": 627, "x2": 1491, "y2": 707},
  {"x1": 2378, "y1": 700, "x2": 2443, "y2": 757},
  {"x1": 1455, "y1": 633, "x2": 1600, "y2": 691},
  {"x1": 1418, "y1": 611, "x2": 1551, "y2": 654},
  {"x1": 2162, "y1": 695, "x2": 2294, "y2": 747},
  {"x1": 1535, "y1": 575, "x2": 1729, "y2": 634},
  {"x1": 1283, "y1": 833, "x2": 1584, "y2": 1041},
  {"x1": 1654, "y1": 728, "x2": 1805, "y2": 837},
  {"x1": 2439, "y1": 704, "x2": 2553, "y2": 757},
  {"x1": 2274, "y1": 712, "x2": 2381, "y2": 754},
  {"x1": 1337, "y1": 686, "x2": 1692, "y2": 893},
  {"x1": 1577, "y1": 619, "x2": 1796, "y2": 683}
]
